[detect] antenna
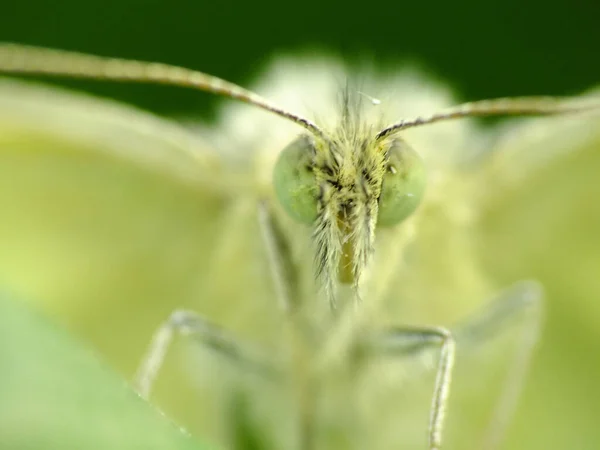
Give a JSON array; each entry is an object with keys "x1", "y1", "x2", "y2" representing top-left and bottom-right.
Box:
[
  {"x1": 0, "y1": 42, "x2": 326, "y2": 139},
  {"x1": 376, "y1": 96, "x2": 600, "y2": 140}
]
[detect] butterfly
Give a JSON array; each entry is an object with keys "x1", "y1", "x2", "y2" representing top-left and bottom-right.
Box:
[{"x1": 0, "y1": 43, "x2": 598, "y2": 450}]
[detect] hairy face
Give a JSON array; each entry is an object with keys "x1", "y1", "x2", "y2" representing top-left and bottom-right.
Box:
[{"x1": 273, "y1": 101, "x2": 427, "y2": 304}]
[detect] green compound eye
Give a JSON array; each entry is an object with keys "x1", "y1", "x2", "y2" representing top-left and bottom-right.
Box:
[
  {"x1": 377, "y1": 139, "x2": 427, "y2": 227},
  {"x1": 273, "y1": 136, "x2": 319, "y2": 224}
]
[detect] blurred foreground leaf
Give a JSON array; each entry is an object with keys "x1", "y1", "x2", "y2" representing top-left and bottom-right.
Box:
[{"x1": 0, "y1": 292, "x2": 210, "y2": 450}]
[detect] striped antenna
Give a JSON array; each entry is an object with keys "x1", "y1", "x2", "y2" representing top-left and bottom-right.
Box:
[
  {"x1": 0, "y1": 42, "x2": 326, "y2": 139},
  {"x1": 376, "y1": 96, "x2": 600, "y2": 140}
]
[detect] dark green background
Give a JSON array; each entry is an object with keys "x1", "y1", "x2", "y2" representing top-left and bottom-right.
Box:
[{"x1": 2, "y1": 0, "x2": 599, "y2": 115}]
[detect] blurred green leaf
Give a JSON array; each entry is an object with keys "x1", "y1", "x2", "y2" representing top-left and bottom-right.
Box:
[{"x1": 0, "y1": 291, "x2": 211, "y2": 450}]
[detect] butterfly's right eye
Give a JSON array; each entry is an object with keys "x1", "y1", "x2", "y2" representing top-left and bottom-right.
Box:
[
  {"x1": 273, "y1": 136, "x2": 319, "y2": 224},
  {"x1": 376, "y1": 139, "x2": 427, "y2": 227}
]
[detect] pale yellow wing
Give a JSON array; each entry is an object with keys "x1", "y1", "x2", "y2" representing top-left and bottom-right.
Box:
[
  {"x1": 370, "y1": 103, "x2": 600, "y2": 449},
  {"x1": 0, "y1": 78, "x2": 287, "y2": 443}
]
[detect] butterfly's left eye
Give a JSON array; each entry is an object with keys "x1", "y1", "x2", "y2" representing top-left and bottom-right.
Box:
[
  {"x1": 273, "y1": 135, "x2": 319, "y2": 224},
  {"x1": 377, "y1": 139, "x2": 427, "y2": 227}
]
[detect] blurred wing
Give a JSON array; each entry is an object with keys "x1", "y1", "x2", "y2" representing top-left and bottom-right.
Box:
[
  {"x1": 472, "y1": 107, "x2": 600, "y2": 450},
  {"x1": 0, "y1": 79, "x2": 286, "y2": 442},
  {"x1": 369, "y1": 105, "x2": 600, "y2": 449}
]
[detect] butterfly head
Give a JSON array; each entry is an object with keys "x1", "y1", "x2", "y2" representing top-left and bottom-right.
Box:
[{"x1": 273, "y1": 108, "x2": 427, "y2": 300}]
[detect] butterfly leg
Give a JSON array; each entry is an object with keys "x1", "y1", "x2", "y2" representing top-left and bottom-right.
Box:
[
  {"x1": 365, "y1": 282, "x2": 541, "y2": 450},
  {"x1": 133, "y1": 202, "x2": 293, "y2": 400},
  {"x1": 452, "y1": 281, "x2": 543, "y2": 450},
  {"x1": 367, "y1": 326, "x2": 455, "y2": 450},
  {"x1": 257, "y1": 200, "x2": 300, "y2": 314},
  {"x1": 134, "y1": 310, "x2": 275, "y2": 399},
  {"x1": 258, "y1": 200, "x2": 321, "y2": 450}
]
